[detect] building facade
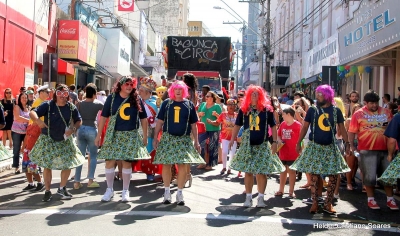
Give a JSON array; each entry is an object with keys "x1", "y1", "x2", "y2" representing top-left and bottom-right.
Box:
[
  {"x1": 188, "y1": 21, "x2": 213, "y2": 36},
  {"x1": 148, "y1": 0, "x2": 189, "y2": 36},
  {"x1": 269, "y1": 0, "x2": 400, "y2": 104},
  {"x1": 270, "y1": 0, "x2": 352, "y2": 97}
]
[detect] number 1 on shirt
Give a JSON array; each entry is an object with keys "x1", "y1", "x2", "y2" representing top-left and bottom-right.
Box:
[{"x1": 174, "y1": 106, "x2": 181, "y2": 123}]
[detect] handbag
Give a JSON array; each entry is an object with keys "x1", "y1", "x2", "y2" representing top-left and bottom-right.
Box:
[{"x1": 197, "y1": 121, "x2": 206, "y2": 134}]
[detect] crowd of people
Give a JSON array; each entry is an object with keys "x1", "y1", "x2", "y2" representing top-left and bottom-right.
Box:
[{"x1": 0, "y1": 75, "x2": 399, "y2": 214}]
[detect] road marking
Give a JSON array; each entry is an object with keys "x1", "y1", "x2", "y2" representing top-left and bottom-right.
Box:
[{"x1": 0, "y1": 209, "x2": 398, "y2": 232}]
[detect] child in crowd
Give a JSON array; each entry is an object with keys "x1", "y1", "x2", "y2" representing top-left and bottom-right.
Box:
[{"x1": 276, "y1": 107, "x2": 302, "y2": 198}]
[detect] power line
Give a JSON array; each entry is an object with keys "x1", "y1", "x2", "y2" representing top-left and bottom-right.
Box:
[{"x1": 270, "y1": 0, "x2": 332, "y2": 49}]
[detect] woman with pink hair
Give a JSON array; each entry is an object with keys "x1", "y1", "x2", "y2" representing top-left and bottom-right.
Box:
[
  {"x1": 153, "y1": 81, "x2": 204, "y2": 206},
  {"x1": 229, "y1": 85, "x2": 285, "y2": 208}
]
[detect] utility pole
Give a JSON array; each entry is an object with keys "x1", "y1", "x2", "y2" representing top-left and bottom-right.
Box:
[{"x1": 264, "y1": 0, "x2": 271, "y2": 92}]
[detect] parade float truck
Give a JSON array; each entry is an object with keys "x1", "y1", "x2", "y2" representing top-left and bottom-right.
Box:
[{"x1": 163, "y1": 36, "x2": 235, "y2": 98}]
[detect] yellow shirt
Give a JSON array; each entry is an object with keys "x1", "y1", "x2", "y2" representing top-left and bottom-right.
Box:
[{"x1": 29, "y1": 98, "x2": 45, "y2": 124}]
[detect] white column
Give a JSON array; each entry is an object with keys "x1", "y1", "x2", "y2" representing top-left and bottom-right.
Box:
[{"x1": 360, "y1": 72, "x2": 368, "y2": 96}]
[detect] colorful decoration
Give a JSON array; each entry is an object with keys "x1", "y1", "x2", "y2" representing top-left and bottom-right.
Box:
[
  {"x1": 365, "y1": 66, "x2": 372, "y2": 73},
  {"x1": 351, "y1": 66, "x2": 358, "y2": 73},
  {"x1": 357, "y1": 65, "x2": 365, "y2": 74},
  {"x1": 338, "y1": 65, "x2": 345, "y2": 72},
  {"x1": 345, "y1": 65, "x2": 351, "y2": 70},
  {"x1": 301, "y1": 78, "x2": 306, "y2": 84}
]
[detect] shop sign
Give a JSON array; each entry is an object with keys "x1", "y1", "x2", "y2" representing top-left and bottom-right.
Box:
[
  {"x1": 302, "y1": 34, "x2": 339, "y2": 79},
  {"x1": 338, "y1": 0, "x2": 398, "y2": 64},
  {"x1": 58, "y1": 20, "x2": 94, "y2": 65},
  {"x1": 98, "y1": 28, "x2": 131, "y2": 76},
  {"x1": 118, "y1": 0, "x2": 134, "y2": 12}
]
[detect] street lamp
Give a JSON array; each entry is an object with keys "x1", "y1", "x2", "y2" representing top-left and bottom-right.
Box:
[{"x1": 213, "y1": 6, "x2": 243, "y2": 22}]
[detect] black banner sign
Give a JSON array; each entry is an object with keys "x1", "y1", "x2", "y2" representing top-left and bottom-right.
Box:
[{"x1": 167, "y1": 36, "x2": 231, "y2": 72}]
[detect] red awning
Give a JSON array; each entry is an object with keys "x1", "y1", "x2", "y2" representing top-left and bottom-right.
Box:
[
  {"x1": 175, "y1": 71, "x2": 220, "y2": 77},
  {"x1": 58, "y1": 59, "x2": 75, "y2": 75}
]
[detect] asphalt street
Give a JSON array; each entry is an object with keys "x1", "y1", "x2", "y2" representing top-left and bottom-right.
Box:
[{"x1": 0, "y1": 159, "x2": 399, "y2": 235}]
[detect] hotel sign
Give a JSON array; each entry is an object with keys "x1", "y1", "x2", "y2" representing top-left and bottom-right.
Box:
[{"x1": 338, "y1": 0, "x2": 398, "y2": 64}]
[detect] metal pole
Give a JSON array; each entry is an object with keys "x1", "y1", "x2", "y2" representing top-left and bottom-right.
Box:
[
  {"x1": 259, "y1": 1, "x2": 265, "y2": 87},
  {"x1": 242, "y1": 23, "x2": 246, "y2": 78},
  {"x1": 236, "y1": 50, "x2": 239, "y2": 94},
  {"x1": 265, "y1": 0, "x2": 271, "y2": 92},
  {"x1": 329, "y1": 68, "x2": 331, "y2": 87}
]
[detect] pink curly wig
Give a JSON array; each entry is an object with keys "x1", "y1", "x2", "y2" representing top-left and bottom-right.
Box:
[
  {"x1": 241, "y1": 85, "x2": 273, "y2": 113},
  {"x1": 168, "y1": 81, "x2": 189, "y2": 100},
  {"x1": 316, "y1": 84, "x2": 335, "y2": 105}
]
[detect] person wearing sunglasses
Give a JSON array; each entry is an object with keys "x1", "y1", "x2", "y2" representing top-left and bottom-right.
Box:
[
  {"x1": 1, "y1": 88, "x2": 15, "y2": 149},
  {"x1": 197, "y1": 91, "x2": 222, "y2": 170},
  {"x1": 95, "y1": 76, "x2": 150, "y2": 203},
  {"x1": 29, "y1": 84, "x2": 84, "y2": 202},
  {"x1": 134, "y1": 77, "x2": 159, "y2": 182},
  {"x1": 153, "y1": 81, "x2": 204, "y2": 206},
  {"x1": 229, "y1": 85, "x2": 285, "y2": 208}
]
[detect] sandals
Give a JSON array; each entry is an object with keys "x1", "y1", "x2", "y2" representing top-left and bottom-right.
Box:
[
  {"x1": 346, "y1": 184, "x2": 353, "y2": 191},
  {"x1": 275, "y1": 191, "x2": 283, "y2": 196},
  {"x1": 309, "y1": 202, "x2": 319, "y2": 214},
  {"x1": 288, "y1": 193, "x2": 296, "y2": 199},
  {"x1": 205, "y1": 166, "x2": 213, "y2": 171},
  {"x1": 299, "y1": 184, "x2": 311, "y2": 189},
  {"x1": 87, "y1": 181, "x2": 100, "y2": 188},
  {"x1": 323, "y1": 204, "x2": 337, "y2": 214},
  {"x1": 74, "y1": 183, "x2": 83, "y2": 190},
  {"x1": 196, "y1": 164, "x2": 206, "y2": 169}
]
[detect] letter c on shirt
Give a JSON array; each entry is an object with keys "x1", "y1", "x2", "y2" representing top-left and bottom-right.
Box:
[
  {"x1": 318, "y1": 113, "x2": 330, "y2": 131},
  {"x1": 120, "y1": 103, "x2": 130, "y2": 120}
]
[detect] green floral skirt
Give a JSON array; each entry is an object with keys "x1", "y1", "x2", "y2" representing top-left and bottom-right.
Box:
[
  {"x1": 98, "y1": 130, "x2": 150, "y2": 161},
  {"x1": 290, "y1": 142, "x2": 350, "y2": 175},
  {"x1": 229, "y1": 129, "x2": 285, "y2": 174},
  {"x1": 0, "y1": 144, "x2": 11, "y2": 161},
  {"x1": 153, "y1": 132, "x2": 205, "y2": 164},
  {"x1": 378, "y1": 153, "x2": 400, "y2": 185},
  {"x1": 30, "y1": 135, "x2": 85, "y2": 170}
]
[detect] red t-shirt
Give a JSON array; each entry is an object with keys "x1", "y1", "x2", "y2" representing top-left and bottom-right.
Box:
[
  {"x1": 217, "y1": 112, "x2": 238, "y2": 141},
  {"x1": 348, "y1": 106, "x2": 392, "y2": 150},
  {"x1": 278, "y1": 120, "x2": 302, "y2": 161}
]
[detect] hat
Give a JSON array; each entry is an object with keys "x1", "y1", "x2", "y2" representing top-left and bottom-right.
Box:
[
  {"x1": 227, "y1": 99, "x2": 237, "y2": 105},
  {"x1": 37, "y1": 85, "x2": 50, "y2": 93},
  {"x1": 282, "y1": 97, "x2": 289, "y2": 103},
  {"x1": 140, "y1": 77, "x2": 157, "y2": 91},
  {"x1": 216, "y1": 92, "x2": 224, "y2": 99},
  {"x1": 20, "y1": 86, "x2": 26, "y2": 91},
  {"x1": 26, "y1": 90, "x2": 34, "y2": 95}
]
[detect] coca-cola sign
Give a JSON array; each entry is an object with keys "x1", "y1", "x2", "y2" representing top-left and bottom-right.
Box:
[
  {"x1": 60, "y1": 28, "x2": 76, "y2": 35},
  {"x1": 58, "y1": 20, "x2": 80, "y2": 41}
]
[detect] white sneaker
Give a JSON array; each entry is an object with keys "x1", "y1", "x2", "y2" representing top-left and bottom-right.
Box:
[
  {"x1": 101, "y1": 188, "x2": 114, "y2": 202},
  {"x1": 176, "y1": 192, "x2": 185, "y2": 206},
  {"x1": 163, "y1": 192, "x2": 172, "y2": 204},
  {"x1": 121, "y1": 190, "x2": 130, "y2": 202},
  {"x1": 243, "y1": 195, "x2": 253, "y2": 207},
  {"x1": 256, "y1": 196, "x2": 266, "y2": 208}
]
